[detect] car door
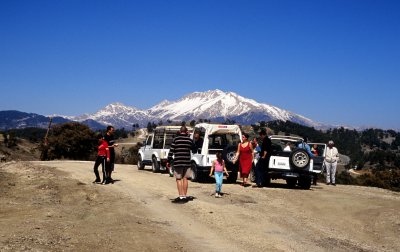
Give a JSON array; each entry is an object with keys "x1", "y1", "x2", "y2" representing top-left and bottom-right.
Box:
[
  {"x1": 143, "y1": 135, "x2": 154, "y2": 161},
  {"x1": 309, "y1": 143, "x2": 326, "y2": 173}
]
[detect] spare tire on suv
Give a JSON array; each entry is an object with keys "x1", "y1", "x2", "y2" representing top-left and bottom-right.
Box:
[
  {"x1": 289, "y1": 148, "x2": 310, "y2": 169},
  {"x1": 223, "y1": 145, "x2": 238, "y2": 183}
]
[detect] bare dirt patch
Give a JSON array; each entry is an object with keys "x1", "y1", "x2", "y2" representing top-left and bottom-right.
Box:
[
  {"x1": 0, "y1": 162, "x2": 185, "y2": 251},
  {"x1": 1, "y1": 161, "x2": 400, "y2": 251}
]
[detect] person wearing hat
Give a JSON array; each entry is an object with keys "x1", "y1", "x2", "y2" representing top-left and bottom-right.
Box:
[
  {"x1": 324, "y1": 140, "x2": 339, "y2": 186},
  {"x1": 192, "y1": 130, "x2": 203, "y2": 154}
]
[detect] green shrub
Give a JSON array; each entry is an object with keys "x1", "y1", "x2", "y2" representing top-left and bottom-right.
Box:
[
  {"x1": 115, "y1": 144, "x2": 141, "y2": 165},
  {"x1": 336, "y1": 171, "x2": 357, "y2": 185},
  {"x1": 44, "y1": 122, "x2": 97, "y2": 160}
]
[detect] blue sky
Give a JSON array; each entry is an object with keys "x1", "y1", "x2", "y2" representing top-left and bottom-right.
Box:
[{"x1": 1, "y1": 0, "x2": 399, "y2": 129}]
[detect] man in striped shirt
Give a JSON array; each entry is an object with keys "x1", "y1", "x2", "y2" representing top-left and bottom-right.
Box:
[{"x1": 167, "y1": 126, "x2": 195, "y2": 203}]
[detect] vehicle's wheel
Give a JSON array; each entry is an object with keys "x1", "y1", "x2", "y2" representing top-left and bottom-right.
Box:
[
  {"x1": 152, "y1": 156, "x2": 160, "y2": 173},
  {"x1": 223, "y1": 145, "x2": 239, "y2": 183},
  {"x1": 190, "y1": 162, "x2": 200, "y2": 182},
  {"x1": 223, "y1": 145, "x2": 237, "y2": 166},
  {"x1": 137, "y1": 155, "x2": 145, "y2": 170},
  {"x1": 299, "y1": 176, "x2": 312, "y2": 189},
  {"x1": 286, "y1": 178, "x2": 297, "y2": 188},
  {"x1": 290, "y1": 149, "x2": 310, "y2": 169}
]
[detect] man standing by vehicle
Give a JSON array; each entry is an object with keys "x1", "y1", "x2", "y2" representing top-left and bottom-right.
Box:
[
  {"x1": 325, "y1": 140, "x2": 339, "y2": 186},
  {"x1": 167, "y1": 126, "x2": 195, "y2": 203},
  {"x1": 255, "y1": 129, "x2": 272, "y2": 187},
  {"x1": 193, "y1": 130, "x2": 203, "y2": 154},
  {"x1": 104, "y1": 126, "x2": 118, "y2": 184}
]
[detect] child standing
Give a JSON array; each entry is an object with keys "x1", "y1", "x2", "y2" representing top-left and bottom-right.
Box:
[
  {"x1": 209, "y1": 152, "x2": 229, "y2": 198},
  {"x1": 93, "y1": 134, "x2": 110, "y2": 184}
]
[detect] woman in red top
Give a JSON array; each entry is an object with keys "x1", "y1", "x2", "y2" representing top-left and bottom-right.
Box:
[
  {"x1": 93, "y1": 134, "x2": 110, "y2": 184},
  {"x1": 233, "y1": 133, "x2": 254, "y2": 186}
]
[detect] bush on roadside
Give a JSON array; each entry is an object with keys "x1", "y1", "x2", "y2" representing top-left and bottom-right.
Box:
[
  {"x1": 333, "y1": 169, "x2": 400, "y2": 192},
  {"x1": 336, "y1": 171, "x2": 358, "y2": 185},
  {"x1": 43, "y1": 122, "x2": 97, "y2": 160},
  {"x1": 357, "y1": 169, "x2": 400, "y2": 192},
  {"x1": 115, "y1": 143, "x2": 141, "y2": 165}
]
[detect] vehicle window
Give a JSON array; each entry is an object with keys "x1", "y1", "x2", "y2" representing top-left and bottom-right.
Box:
[
  {"x1": 153, "y1": 132, "x2": 164, "y2": 149},
  {"x1": 270, "y1": 139, "x2": 298, "y2": 153},
  {"x1": 146, "y1": 136, "x2": 153, "y2": 146},
  {"x1": 270, "y1": 139, "x2": 286, "y2": 151},
  {"x1": 208, "y1": 135, "x2": 224, "y2": 149},
  {"x1": 310, "y1": 144, "x2": 326, "y2": 156},
  {"x1": 164, "y1": 130, "x2": 178, "y2": 149},
  {"x1": 226, "y1": 134, "x2": 241, "y2": 146},
  {"x1": 208, "y1": 134, "x2": 240, "y2": 154}
]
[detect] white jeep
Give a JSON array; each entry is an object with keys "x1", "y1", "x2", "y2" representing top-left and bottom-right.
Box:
[
  {"x1": 264, "y1": 135, "x2": 326, "y2": 189},
  {"x1": 137, "y1": 126, "x2": 193, "y2": 174},
  {"x1": 190, "y1": 123, "x2": 242, "y2": 183}
]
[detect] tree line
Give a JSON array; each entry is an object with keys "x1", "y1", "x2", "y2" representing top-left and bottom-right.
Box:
[{"x1": 1, "y1": 120, "x2": 399, "y2": 191}]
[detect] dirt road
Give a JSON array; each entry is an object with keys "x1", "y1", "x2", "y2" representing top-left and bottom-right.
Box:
[{"x1": 1, "y1": 161, "x2": 399, "y2": 251}]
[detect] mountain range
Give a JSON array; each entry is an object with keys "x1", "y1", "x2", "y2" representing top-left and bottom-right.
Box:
[{"x1": 0, "y1": 89, "x2": 325, "y2": 130}]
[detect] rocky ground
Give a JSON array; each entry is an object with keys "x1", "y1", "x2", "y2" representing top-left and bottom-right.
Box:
[{"x1": 1, "y1": 160, "x2": 400, "y2": 252}]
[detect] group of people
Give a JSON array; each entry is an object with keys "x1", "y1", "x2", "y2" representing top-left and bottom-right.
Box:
[
  {"x1": 231, "y1": 129, "x2": 272, "y2": 188},
  {"x1": 93, "y1": 126, "x2": 119, "y2": 185},
  {"x1": 165, "y1": 127, "x2": 274, "y2": 203},
  {"x1": 92, "y1": 125, "x2": 339, "y2": 202}
]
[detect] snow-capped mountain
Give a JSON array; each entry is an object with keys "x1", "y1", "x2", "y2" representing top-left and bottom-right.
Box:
[
  {"x1": 73, "y1": 102, "x2": 150, "y2": 129},
  {"x1": 71, "y1": 90, "x2": 323, "y2": 129},
  {"x1": 147, "y1": 90, "x2": 321, "y2": 128}
]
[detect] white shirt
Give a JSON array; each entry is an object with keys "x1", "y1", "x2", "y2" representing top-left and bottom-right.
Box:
[{"x1": 325, "y1": 147, "x2": 339, "y2": 163}]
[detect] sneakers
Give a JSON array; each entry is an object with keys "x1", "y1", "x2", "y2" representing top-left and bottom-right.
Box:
[
  {"x1": 331, "y1": 183, "x2": 336, "y2": 186},
  {"x1": 215, "y1": 193, "x2": 222, "y2": 198}
]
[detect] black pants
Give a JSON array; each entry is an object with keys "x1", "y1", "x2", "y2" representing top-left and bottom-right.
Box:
[
  {"x1": 94, "y1": 156, "x2": 107, "y2": 182},
  {"x1": 255, "y1": 157, "x2": 270, "y2": 186}
]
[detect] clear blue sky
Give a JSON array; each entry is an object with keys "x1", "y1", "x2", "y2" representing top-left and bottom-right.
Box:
[{"x1": 1, "y1": 0, "x2": 399, "y2": 129}]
